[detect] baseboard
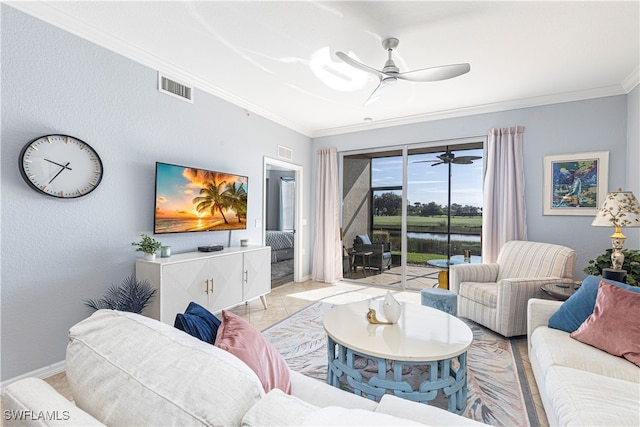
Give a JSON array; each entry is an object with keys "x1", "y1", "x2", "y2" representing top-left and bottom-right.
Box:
[{"x1": 1, "y1": 360, "x2": 65, "y2": 390}]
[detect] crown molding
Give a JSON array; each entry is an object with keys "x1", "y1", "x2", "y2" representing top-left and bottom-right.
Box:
[
  {"x1": 311, "y1": 84, "x2": 628, "y2": 138},
  {"x1": 6, "y1": 1, "x2": 314, "y2": 137},
  {"x1": 621, "y1": 66, "x2": 640, "y2": 93}
]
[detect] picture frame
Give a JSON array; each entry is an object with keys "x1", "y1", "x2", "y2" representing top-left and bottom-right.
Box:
[{"x1": 543, "y1": 151, "x2": 609, "y2": 216}]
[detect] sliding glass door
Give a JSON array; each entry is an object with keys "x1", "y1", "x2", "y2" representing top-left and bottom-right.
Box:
[{"x1": 341, "y1": 140, "x2": 484, "y2": 290}]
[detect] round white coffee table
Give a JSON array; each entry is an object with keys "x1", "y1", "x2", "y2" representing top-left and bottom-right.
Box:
[{"x1": 323, "y1": 299, "x2": 473, "y2": 413}]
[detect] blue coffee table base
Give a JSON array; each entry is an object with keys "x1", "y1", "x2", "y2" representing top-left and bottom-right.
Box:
[{"x1": 327, "y1": 336, "x2": 468, "y2": 414}]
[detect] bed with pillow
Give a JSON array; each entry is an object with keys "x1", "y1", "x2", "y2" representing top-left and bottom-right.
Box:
[
  {"x1": 527, "y1": 275, "x2": 640, "y2": 426},
  {"x1": 266, "y1": 230, "x2": 294, "y2": 263}
]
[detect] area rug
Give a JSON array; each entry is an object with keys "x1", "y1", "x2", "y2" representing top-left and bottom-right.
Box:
[{"x1": 262, "y1": 300, "x2": 539, "y2": 427}]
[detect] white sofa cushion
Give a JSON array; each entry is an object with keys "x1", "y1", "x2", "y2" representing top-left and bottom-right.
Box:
[
  {"x1": 241, "y1": 389, "x2": 319, "y2": 426},
  {"x1": 375, "y1": 395, "x2": 486, "y2": 426},
  {"x1": 66, "y1": 310, "x2": 264, "y2": 426},
  {"x1": 289, "y1": 371, "x2": 378, "y2": 411},
  {"x1": 302, "y1": 407, "x2": 424, "y2": 426},
  {"x1": 242, "y1": 389, "x2": 425, "y2": 426},
  {"x1": 543, "y1": 366, "x2": 640, "y2": 427},
  {"x1": 530, "y1": 326, "x2": 640, "y2": 383},
  {"x1": 2, "y1": 378, "x2": 104, "y2": 427}
]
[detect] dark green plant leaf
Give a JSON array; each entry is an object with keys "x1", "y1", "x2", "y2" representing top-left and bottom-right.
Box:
[
  {"x1": 84, "y1": 275, "x2": 156, "y2": 313},
  {"x1": 583, "y1": 249, "x2": 640, "y2": 286}
]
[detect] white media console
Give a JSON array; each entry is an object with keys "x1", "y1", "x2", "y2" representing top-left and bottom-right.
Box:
[{"x1": 136, "y1": 245, "x2": 271, "y2": 325}]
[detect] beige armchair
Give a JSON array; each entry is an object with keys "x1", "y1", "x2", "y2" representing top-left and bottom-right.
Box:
[{"x1": 449, "y1": 240, "x2": 576, "y2": 337}]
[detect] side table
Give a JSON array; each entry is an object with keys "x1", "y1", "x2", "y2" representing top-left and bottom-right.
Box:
[
  {"x1": 351, "y1": 251, "x2": 373, "y2": 277},
  {"x1": 540, "y1": 283, "x2": 580, "y2": 301}
]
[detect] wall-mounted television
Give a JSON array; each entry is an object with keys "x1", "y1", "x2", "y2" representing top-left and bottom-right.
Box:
[{"x1": 154, "y1": 162, "x2": 248, "y2": 234}]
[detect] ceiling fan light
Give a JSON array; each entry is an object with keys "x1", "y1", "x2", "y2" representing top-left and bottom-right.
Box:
[
  {"x1": 382, "y1": 76, "x2": 397, "y2": 86},
  {"x1": 311, "y1": 47, "x2": 368, "y2": 91}
]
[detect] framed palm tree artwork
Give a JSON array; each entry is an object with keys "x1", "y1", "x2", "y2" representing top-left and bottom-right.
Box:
[
  {"x1": 543, "y1": 151, "x2": 608, "y2": 216},
  {"x1": 154, "y1": 162, "x2": 248, "y2": 233}
]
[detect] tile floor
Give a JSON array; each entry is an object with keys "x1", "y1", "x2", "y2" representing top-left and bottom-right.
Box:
[{"x1": 42, "y1": 279, "x2": 548, "y2": 426}]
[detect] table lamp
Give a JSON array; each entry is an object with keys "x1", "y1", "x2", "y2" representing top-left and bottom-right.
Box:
[{"x1": 591, "y1": 189, "x2": 640, "y2": 270}]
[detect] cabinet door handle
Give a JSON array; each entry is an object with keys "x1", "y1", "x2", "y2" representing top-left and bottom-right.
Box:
[
  {"x1": 244, "y1": 270, "x2": 248, "y2": 283},
  {"x1": 205, "y1": 279, "x2": 210, "y2": 294},
  {"x1": 209, "y1": 278, "x2": 214, "y2": 294}
]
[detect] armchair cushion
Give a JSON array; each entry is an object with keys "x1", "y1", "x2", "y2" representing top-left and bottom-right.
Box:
[
  {"x1": 458, "y1": 283, "x2": 497, "y2": 308},
  {"x1": 449, "y1": 263, "x2": 499, "y2": 293},
  {"x1": 496, "y1": 240, "x2": 575, "y2": 281},
  {"x1": 355, "y1": 234, "x2": 372, "y2": 244}
]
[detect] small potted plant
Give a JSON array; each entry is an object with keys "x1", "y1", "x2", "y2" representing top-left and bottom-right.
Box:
[
  {"x1": 85, "y1": 275, "x2": 156, "y2": 314},
  {"x1": 131, "y1": 233, "x2": 162, "y2": 260}
]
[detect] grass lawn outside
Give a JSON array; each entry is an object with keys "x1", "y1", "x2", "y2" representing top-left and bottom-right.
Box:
[{"x1": 393, "y1": 252, "x2": 449, "y2": 264}]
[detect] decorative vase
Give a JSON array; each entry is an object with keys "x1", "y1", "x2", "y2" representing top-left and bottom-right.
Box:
[
  {"x1": 144, "y1": 252, "x2": 156, "y2": 261},
  {"x1": 382, "y1": 291, "x2": 402, "y2": 324}
]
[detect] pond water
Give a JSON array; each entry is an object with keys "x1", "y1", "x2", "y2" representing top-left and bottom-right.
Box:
[{"x1": 406, "y1": 232, "x2": 481, "y2": 242}]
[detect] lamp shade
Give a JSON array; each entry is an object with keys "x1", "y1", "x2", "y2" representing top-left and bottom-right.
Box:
[{"x1": 591, "y1": 190, "x2": 640, "y2": 228}]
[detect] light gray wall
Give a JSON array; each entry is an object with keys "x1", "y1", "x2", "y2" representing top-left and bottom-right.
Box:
[
  {"x1": 312, "y1": 95, "x2": 634, "y2": 280},
  {"x1": 1, "y1": 6, "x2": 311, "y2": 381},
  {"x1": 626, "y1": 84, "x2": 639, "y2": 248}
]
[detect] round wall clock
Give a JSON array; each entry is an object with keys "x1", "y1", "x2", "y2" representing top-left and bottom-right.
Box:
[{"x1": 19, "y1": 134, "x2": 104, "y2": 199}]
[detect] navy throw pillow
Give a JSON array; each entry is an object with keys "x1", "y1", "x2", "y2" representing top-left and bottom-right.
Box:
[
  {"x1": 548, "y1": 275, "x2": 640, "y2": 333},
  {"x1": 174, "y1": 302, "x2": 221, "y2": 344}
]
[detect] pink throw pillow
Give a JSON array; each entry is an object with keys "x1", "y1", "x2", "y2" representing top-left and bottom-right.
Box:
[
  {"x1": 214, "y1": 310, "x2": 292, "y2": 394},
  {"x1": 570, "y1": 280, "x2": 640, "y2": 366}
]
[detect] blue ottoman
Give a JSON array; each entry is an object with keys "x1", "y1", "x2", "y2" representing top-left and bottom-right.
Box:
[{"x1": 421, "y1": 288, "x2": 457, "y2": 316}]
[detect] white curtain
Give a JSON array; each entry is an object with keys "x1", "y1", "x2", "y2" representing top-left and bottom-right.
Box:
[
  {"x1": 312, "y1": 148, "x2": 342, "y2": 282},
  {"x1": 483, "y1": 126, "x2": 527, "y2": 263},
  {"x1": 279, "y1": 178, "x2": 295, "y2": 232}
]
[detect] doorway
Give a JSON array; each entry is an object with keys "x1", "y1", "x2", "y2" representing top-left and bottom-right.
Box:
[{"x1": 263, "y1": 157, "x2": 303, "y2": 286}]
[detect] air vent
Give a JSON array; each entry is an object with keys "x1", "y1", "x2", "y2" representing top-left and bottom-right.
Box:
[
  {"x1": 158, "y1": 73, "x2": 193, "y2": 103},
  {"x1": 277, "y1": 145, "x2": 293, "y2": 161}
]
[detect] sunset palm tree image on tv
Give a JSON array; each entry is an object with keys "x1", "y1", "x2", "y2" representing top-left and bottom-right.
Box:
[{"x1": 154, "y1": 162, "x2": 248, "y2": 234}]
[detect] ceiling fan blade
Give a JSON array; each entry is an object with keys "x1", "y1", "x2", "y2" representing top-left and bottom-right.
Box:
[
  {"x1": 431, "y1": 162, "x2": 445, "y2": 167},
  {"x1": 363, "y1": 76, "x2": 397, "y2": 106},
  {"x1": 336, "y1": 51, "x2": 385, "y2": 79},
  {"x1": 451, "y1": 155, "x2": 482, "y2": 164},
  {"x1": 396, "y1": 63, "x2": 471, "y2": 82}
]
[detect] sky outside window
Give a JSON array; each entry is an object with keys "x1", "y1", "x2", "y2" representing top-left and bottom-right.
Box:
[{"x1": 372, "y1": 148, "x2": 483, "y2": 208}]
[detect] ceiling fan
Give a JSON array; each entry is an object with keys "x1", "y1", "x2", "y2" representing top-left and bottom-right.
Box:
[
  {"x1": 415, "y1": 148, "x2": 481, "y2": 166},
  {"x1": 336, "y1": 37, "x2": 470, "y2": 105}
]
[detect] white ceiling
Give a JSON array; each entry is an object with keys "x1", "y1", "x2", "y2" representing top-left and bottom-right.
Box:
[{"x1": 9, "y1": 1, "x2": 640, "y2": 138}]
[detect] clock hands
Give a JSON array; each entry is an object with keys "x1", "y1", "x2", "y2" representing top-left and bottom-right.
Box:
[
  {"x1": 45, "y1": 158, "x2": 73, "y2": 170},
  {"x1": 48, "y1": 162, "x2": 71, "y2": 184}
]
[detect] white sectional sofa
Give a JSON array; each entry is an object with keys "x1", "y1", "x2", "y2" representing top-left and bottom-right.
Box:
[
  {"x1": 528, "y1": 297, "x2": 640, "y2": 426},
  {"x1": 2, "y1": 309, "x2": 484, "y2": 426}
]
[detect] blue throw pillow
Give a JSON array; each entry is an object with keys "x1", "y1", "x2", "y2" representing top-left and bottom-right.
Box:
[
  {"x1": 174, "y1": 302, "x2": 221, "y2": 344},
  {"x1": 548, "y1": 275, "x2": 640, "y2": 333}
]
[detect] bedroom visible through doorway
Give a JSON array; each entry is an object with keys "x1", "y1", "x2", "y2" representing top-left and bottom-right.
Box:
[{"x1": 264, "y1": 158, "x2": 302, "y2": 288}]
